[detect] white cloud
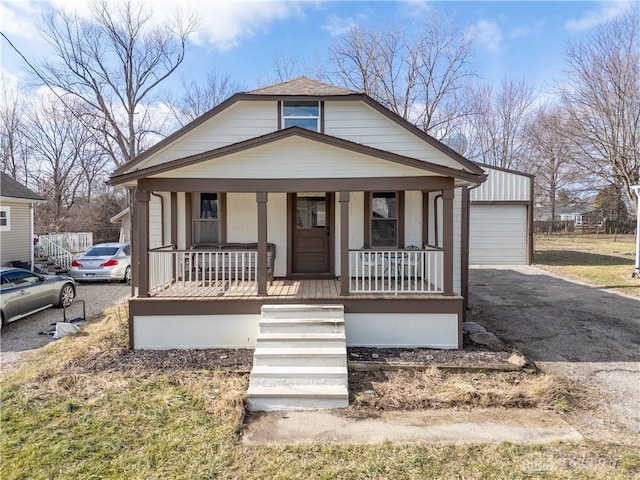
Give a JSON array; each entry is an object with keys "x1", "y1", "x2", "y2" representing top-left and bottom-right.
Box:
[
  {"x1": 510, "y1": 20, "x2": 545, "y2": 39},
  {"x1": 321, "y1": 14, "x2": 359, "y2": 37},
  {"x1": 0, "y1": 0, "x2": 44, "y2": 42},
  {"x1": 2, "y1": 0, "x2": 307, "y2": 52},
  {"x1": 565, "y1": 0, "x2": 633, "y2": 32},
  {"x1": 469, "y1": 20, "x2": 503, "y2": 53}
]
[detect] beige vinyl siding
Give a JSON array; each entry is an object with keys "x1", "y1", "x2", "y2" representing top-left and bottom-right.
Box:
[
  {"x1": 0, "y1": 201, "x2": 31, "y2": 266},
  {"x1": 138, "y1": 102, "x2": 277, "y2": 170},
  {"x1": 325, "y1": 101, "x2": 462, "y2": 170},
  {"x1": 470, "y1": 166, "x2": 531, "y2": 201},
  {"x1": 267, "y1": 193, "x2": 287, "y2": 277},
  {"x1": 154, "y1": 136, "x2": 440, "y2": 180}
]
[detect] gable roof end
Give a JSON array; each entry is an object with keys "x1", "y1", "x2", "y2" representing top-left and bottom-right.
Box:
[
  {"x1": 109, "y1": 126, "x2": 485, "y2": 186},
  {"x1": 0, "y1": 172, "x2": 44, "y2": 201}
]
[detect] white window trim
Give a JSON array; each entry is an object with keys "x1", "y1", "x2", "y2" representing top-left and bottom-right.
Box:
[
  {"x1": 0, "y1": 206, "x2": 10, "y2": 232},
  {"x1": 282, "y1": 101, "x2": 320, "y2": 131}
]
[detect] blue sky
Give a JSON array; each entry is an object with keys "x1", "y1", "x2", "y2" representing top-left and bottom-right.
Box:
[{"x1": 0, "y1": 0, "x2": 635, "y2": 95}]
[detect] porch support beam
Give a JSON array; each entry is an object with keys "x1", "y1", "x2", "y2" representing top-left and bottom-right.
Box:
[
  {"x1": 339, "y1": 191, "x2": 350, "y2": 296},
  {"x1": 170, "y1": 192, "x2": 177, "y2": 247},
  {"x1": 257, "y1": 192, "x2": 268, "y2": 295},
  {"x1": 135, "y1": 189, "x2": 150, "y2": 298},
  {"x1": 442, "y1": 187, "x2": 454, "y2": 296},
  {"x1": 139, "y1": 176, "x2": 455, "y2": 193}
]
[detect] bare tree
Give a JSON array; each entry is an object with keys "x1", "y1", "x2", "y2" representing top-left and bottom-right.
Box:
[
  {"x1": 559, "y1": 7, "x2": 640, "y2": 213},
  {"x1": 23, "y1": 94, "x2": 97, "y2": 231},
  {"x1": 466, "y1": 78, "x2": 537, "y2": 169},
  {"x1": 329, "y1": 12, "x2": 475, "y2": 139},
  {"x1": 34, "y1": 0, "x2": 196, "y2": 166},
  {"x1": 164, "y1": 70, "x2": 245, "y2": 127},
  {"x1": 525, "y1": 105, "x2": 580, "y2": 220},
  {"x1": 0, "y1": 86, "x2": 32, "y2": 186}
]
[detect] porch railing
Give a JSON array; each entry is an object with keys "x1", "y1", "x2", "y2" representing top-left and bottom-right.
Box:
[
  {"x1": 39, "y1": 232, "x2": 93, "y2": 254},
  {"x1": 349, "y1": 248, "x2": 444, "y2": 294},
  {"x1": 148, "y1": 247, "x2": 259, "y2": 296}
]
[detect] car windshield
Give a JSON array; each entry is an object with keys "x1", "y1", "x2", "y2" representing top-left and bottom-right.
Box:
[{"x1": 85, "y1": 247, "x2": 119, "y2": 257}]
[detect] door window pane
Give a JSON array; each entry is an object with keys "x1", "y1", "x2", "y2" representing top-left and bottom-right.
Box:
[{"x1": 297, "y1": 195, "x2": 326, "y2": 229}]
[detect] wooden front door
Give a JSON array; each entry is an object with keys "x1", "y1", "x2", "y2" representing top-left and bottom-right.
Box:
[{"x1": 292, "y1": 193, "x2": 331, "y2": 275}]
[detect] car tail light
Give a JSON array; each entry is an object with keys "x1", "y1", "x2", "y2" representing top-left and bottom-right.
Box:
[
  {"x1": 100, "y1": 259, "x2": 119, "y2": 267},
  {"x1": 71, "y1": 260, "x2": 82, "y2": 267}
]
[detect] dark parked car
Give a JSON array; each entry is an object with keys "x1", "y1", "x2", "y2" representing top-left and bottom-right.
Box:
[
  {"x1": 0, "y1": 267, "x2": 75, "y2": 329},
  {"x1": 69, "y1": 243, "x2": 131, "y2": 283}
]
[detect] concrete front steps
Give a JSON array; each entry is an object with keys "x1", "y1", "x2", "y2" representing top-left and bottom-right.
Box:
[{"x1": 247, "y1": 304, "x2": 349, "y2": 411}]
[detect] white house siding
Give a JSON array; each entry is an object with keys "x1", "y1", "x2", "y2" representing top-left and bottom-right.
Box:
[
  {"x1": 148, "y1": 193, "x2": 169, "y2": 249},
  {"x1": 324, "y1": 101, "x2": 463, "y2": 170},
  {"x1": 334, "y1": 192, "x2": 365, "y2": 274},
  {"x1": 154, "y1": 136, "x2": 441, "y2": 180},
  {"x1": 267, "y1": 193, "x2": 287, "y2": 277},
  {"x1": 133, "y1": 314, "x2": 260, "y2": 349},
  {"x1": 345, "y1": 313, "x2": 458, "y2": 349},
  {"x1": 470, "y1": 167, "x2": 531, "y2": 201},
  {"x1": 404, "y1": 191, "x2": 422, "y2": 247},
  {"x1": 0, "y1": 201, "x2": 32, "y2": 266},
  {"x1": 137, "y1": 102, "x2": 277, "y2": 170},
  {"x1": 227, "y1": 193, "x2": 258, "y2": 242},
  {"x1": 469, "y1": 205, "x2": 527, "y2": 265}
]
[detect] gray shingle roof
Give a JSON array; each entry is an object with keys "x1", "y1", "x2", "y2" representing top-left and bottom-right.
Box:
[
  {"x1": 0, "y1": 172, "x2": 44, "y2": 201},
  {"x1": 247, "y1": 77, "x2": 357, "y2": 96}
]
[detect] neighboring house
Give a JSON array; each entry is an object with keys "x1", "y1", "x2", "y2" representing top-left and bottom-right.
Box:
[
  {"x1": 469, "y1": 164, "x2": 534, "y2": 265},
  {"x1": 554, "y1": 205, "x2": 600, "y2": 226},
  {"x1": 0, "y1": 172, "x2": 44, "y2": 269},
  {"x1": 111, "y1": 207, "x2": 131, "y2": 243},
  {"x1": 109, "y1": 77, "x2": 492, "y2": 351}
]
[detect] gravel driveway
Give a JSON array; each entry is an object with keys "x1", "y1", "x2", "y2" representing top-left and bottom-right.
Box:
[
  {"x1": 469, "y1": 265, "x2": 640, "y2": 444},
  {"x1": 1, "y1": 282, "x2": 130, "y2": 369}
]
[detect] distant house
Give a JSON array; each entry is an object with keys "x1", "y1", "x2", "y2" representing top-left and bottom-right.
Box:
[
  {"x1": 0, "y1": 172, "x2": 44, "y2": 268},
  {"x1": 554, "y1": 205, "x2": 601, "y2": 226}
]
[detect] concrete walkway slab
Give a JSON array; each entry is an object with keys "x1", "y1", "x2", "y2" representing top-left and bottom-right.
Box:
[{"x1": 242, "y1": 408, "x2": 582, "y2": 444}]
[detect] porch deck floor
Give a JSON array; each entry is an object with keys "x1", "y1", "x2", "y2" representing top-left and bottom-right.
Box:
[{"x1": 151, "y1": 278, "x2": 441, "y2": 300}]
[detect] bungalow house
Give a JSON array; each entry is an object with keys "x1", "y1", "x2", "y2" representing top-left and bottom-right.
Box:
[
  {"x1": 0, "y1": 172, "x2": 44, "y2": 269},
  {"x1": 109, "y1": 77, "x2": 491, "y2": 409}
]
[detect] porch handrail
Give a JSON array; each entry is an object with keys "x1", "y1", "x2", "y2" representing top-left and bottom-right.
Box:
[
  {"x1": 349, "y1": 248, "x2": 444, "y2": 294},
  {"x1": 38, "y1": 232, "x2": 93, "y2": 254},
  {"x1": 39, "y1": 236, "x2": 76, "y2": 271},
  {"x1": 148, "y1": 249, "x2": 259, "y2": 297}
]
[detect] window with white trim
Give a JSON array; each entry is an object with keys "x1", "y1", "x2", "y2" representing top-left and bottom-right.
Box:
[
  {"x1": 0, "y1": 206, "x2": 10, "y2": 232},
  {"x1": 282, "y1": 101, "x2": 320, "y2": 131},
  {"x1": 371, "y1": 192, "x2": 397, "y2": 247},
  {"x1": 193, "y1": 193, "x2": 219, "y2": 244}
]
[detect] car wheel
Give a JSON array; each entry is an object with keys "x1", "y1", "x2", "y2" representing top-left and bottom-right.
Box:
[
  {"x1": 123, "y1": 266, "x2": 131, "y2": 285},
  {"x1": 58, "y1": 283, "x2": 75, "y2": 308}
]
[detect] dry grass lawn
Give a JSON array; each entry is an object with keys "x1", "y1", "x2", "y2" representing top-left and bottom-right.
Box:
[
  {"x1": 534, "y1": 234, "x2": 639, "y2": 297},
  {"x1": 2, "y1": 306, "x2": 639, "y2": 479}
]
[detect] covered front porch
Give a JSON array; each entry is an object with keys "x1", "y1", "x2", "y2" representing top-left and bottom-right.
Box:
[{"x1": 131, "y1": 175, "x2": 460, "y2": 300}]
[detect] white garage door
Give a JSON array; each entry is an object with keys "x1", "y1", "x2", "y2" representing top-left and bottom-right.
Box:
[{"x1": 469, "y1": 204, "x2": 527, "y2": 265}]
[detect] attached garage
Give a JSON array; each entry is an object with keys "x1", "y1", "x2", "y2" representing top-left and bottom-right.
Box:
[{"x1": 468, "y1": 165, "x2": 533, "y2": 265}]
